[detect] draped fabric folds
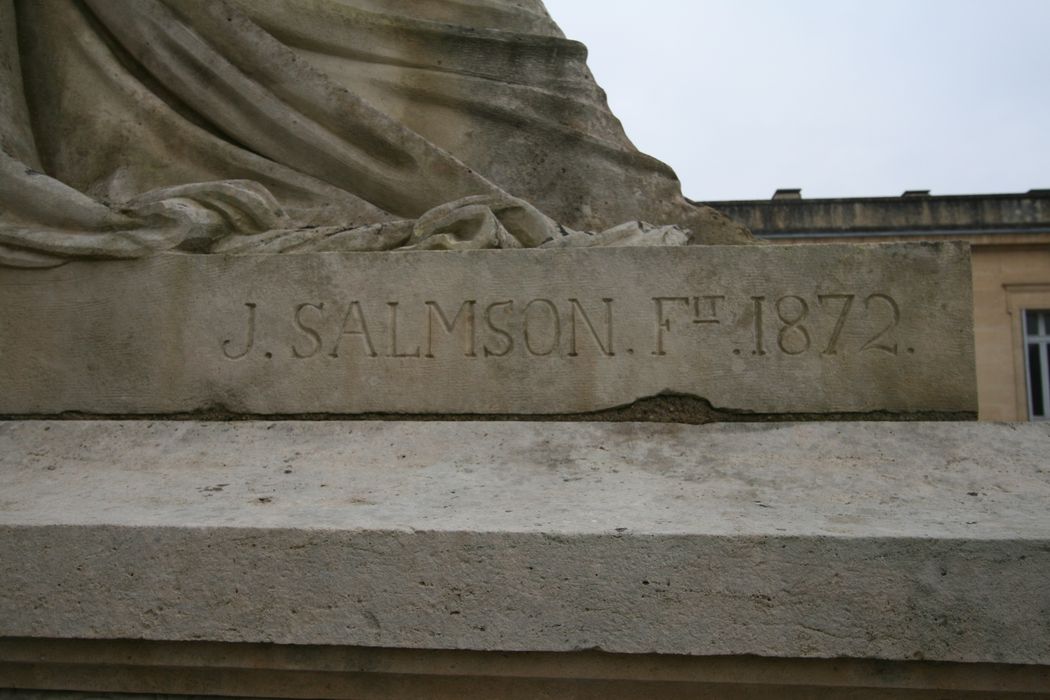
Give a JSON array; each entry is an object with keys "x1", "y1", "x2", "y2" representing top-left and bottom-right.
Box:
[{"x1": 0, "y1": 0, "x2": 747, "y2": 267}]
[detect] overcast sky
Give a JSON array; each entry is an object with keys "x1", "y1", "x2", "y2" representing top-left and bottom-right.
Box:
[{"x1": 544, "y1": 0, "x2": 1050, "y2": 202}]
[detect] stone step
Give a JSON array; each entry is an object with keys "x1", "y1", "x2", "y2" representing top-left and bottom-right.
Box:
[{"x1": 1, "y1": 420, "x2": 1046, "y2": 667}]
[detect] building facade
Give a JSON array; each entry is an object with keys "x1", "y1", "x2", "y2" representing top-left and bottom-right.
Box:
[{"x1": 708, "y1": 189, "x2": 1050, "y2": 421}]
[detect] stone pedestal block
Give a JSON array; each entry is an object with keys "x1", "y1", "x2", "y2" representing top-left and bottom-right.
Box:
[
  {"x1": 0, "y1": 244, "x2": 976, "y2": 417},
  {"x1": 1, "y1": 420, "x2": 1047, "y2": 675}
]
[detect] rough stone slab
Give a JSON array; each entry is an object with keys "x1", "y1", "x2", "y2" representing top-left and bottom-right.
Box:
[
  {"x1": 0, "y1": 244, "x2": 975, "y2": 416},
  {"x1": 1, "y1": 420, "x2": 1047, "y2": 665}
]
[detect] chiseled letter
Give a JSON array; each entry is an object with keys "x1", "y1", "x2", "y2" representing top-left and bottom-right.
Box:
[
  {"x1": 292, "y1": 302, "x2": 325, "y2": 359},
  {"x1": 523, "y1": 299, "x2": 560, "y2": 357},
  {"x1": 330, "y1": 301, "x2": 377, "y2": 358},
  {"x1": 425, "y1": 300, "x2": 477, "y2": 358},
  {"x1": 483, "y1": 301, "x2": 514, "y2": 357},
  {"x1": 222, "y1": 302, "x2": 256, "y2": 360},
  {"x1": 387, "y1": 302, "x2": 420, "y2": 358},
  {"x1": 652, "y1": 297, "x2": 690, "y2": 356},
  {"x1": 568, "y1": 298, "x2": 615, "y2": 357}
]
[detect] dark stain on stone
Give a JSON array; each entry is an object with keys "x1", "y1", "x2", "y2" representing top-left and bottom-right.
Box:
[{"x1": 0, "y1": 392, "x2": 976, "y2": 426}]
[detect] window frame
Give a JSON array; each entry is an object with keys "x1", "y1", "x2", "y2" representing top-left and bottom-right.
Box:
[{"x1": 1024, "y1": 309, "x2": 1050, "y2": 422}]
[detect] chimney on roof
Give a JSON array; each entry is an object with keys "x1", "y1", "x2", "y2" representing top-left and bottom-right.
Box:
[
  {"x1": 901, "y1": 190, "x2": 931, "y2": 198},
  {"x1": 772, "y1": 189, "x2": 802, "y2": 200}
]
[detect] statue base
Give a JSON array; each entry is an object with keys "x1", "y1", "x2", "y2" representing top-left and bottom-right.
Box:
[
  {"x1": 1, "y1": 420, "x2": 1048, "y2": 697},
  {"x1": 0, "y1": 244, "x2": 976, "y2": 418}
]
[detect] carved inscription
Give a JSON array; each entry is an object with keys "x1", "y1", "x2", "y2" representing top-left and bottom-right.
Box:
[
  {"x1": 748, "y1": 294, "x2": 903, "y2": 357},
  {"x1": 0, "y1": 243, "x2": 975, "y2": 417},
  {"x1": 220, "y1": 293, "x2": 907, "y2": 362}
]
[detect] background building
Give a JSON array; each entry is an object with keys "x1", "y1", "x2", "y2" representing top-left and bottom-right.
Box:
[{"x1": 709, "y1": 189, "x2": 1050, "y2": 421}]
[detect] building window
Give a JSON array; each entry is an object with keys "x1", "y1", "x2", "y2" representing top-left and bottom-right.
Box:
[{"x1": 1025, "y1": 310, "x2": 1050, "y2": 421}]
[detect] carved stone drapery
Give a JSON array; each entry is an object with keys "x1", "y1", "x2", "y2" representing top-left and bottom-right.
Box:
[{"x1": 0, "y1": 0, "x2": 748, "y2": 267}]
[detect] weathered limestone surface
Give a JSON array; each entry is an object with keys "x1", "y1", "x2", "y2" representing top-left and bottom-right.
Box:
[
  {"x1": 0, "y1": 243, "x2": 976, "y2": 416},
  {"x1": 1, "y1": 420, "x2": 1047, "y2": 665},
  {"x1": 1, "y1": 0, "x2": 748, "y2": 268}
]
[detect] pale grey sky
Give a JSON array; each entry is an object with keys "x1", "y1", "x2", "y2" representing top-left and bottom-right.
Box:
[{"x1": 544, "y1": 0, "x2": 1050, "y2": 201}]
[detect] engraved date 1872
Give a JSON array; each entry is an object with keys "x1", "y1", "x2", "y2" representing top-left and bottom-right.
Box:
[{"x1": 748, "y1": 293, "x2": 902, "y2": 357}]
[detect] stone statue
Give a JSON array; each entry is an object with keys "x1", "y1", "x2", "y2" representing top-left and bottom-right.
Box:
[{"x1": 0, "y1": 0, "x2": 750, "y2": 267}]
